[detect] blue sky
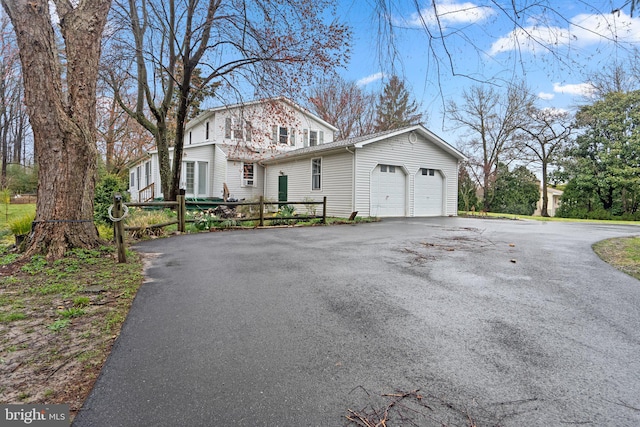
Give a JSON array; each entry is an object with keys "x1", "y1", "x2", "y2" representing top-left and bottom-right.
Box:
[{"x1": 334, "y1": 0, "x2": 640, "y2": 145}]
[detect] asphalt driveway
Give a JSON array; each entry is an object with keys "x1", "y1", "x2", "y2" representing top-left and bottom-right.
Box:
[{"x1": 73, "y1": 217, "x2": 640, "y2": 426}]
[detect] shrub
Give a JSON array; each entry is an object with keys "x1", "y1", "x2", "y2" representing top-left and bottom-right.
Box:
[
  {"x1": 8, "y1": 213, "x2": 35, "y2": 236},
  {"x1": 94, "y1": 173, "x2": 129, "y2": 224}
]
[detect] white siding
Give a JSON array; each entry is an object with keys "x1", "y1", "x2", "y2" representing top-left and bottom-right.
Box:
[
  {"x1": 264, "y1": 150, "x2": 354, "y2": 217},
  {"x1": 225, "y1": 160, "x2": 264, "y2": 201},
  {"x1": 354, "y1": 133, "x2": 459, "y2": 217},
  {"x1": 212, "y1": 145, "x2": 228, "y2": 199}
]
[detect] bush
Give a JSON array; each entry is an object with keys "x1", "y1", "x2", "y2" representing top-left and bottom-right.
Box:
[
  {"x1": 8, "y1": 213, "x2": 35, "y2": 236},
  {"x1": 94, "y1": 173, "x2": 129, "y2": 224}
]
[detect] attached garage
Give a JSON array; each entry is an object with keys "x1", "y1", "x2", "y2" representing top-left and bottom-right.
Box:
[
  {"x1": 263, "y1": 125, "x2": 466, "y2": 218},
  {"x1": 370, "y1": 164, "x2": 406, "y2": 217},
  {"x1": 414, "y1": 168, "x2": 444, "y2": 216}
]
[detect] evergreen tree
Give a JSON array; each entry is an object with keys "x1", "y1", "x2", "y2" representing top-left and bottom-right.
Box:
[
  {"x1": 374, "y1": 76, "x2": 423, "y2": 131},
  {"x1": 490, "y1": 163, "x2": 539, "y2": 216}
]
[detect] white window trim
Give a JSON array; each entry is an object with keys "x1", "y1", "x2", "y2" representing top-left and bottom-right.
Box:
[
  {"x1": 311, "y1": 157, "x2": 322, "y2": 191},
  {"x1": 181, "y1": 159, "x2": 209, "y2": 196},
  {"x1": 242, "y1": 162, "x2": 256, "y2": 187}
]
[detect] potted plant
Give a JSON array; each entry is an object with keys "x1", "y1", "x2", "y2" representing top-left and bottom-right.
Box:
[{"x1": 8, "y1": 213, "x2": 35, "y2": 246}]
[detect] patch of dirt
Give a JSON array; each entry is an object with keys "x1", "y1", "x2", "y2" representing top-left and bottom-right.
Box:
[{"x1": 0, "y1": 250, "x2": 144, "y2": 421}]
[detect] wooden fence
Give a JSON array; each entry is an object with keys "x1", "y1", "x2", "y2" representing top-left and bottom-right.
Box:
[{"x1": 111, "y1": 191, "x2": 327, "y2": 262}]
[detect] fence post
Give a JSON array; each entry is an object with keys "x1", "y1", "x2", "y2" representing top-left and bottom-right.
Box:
[
  {"x1": 113, "y1": 193, "x2": 126, "y2": 263},
  {"x1": 177, "y1": 189, "x2": 186, "y2": 232},
  {"x1": 259, "y1": 196, "x2": 265, "y2": 227},
  {"x1": 322, "y1": 196, "x2": 327, "y2": 224}
]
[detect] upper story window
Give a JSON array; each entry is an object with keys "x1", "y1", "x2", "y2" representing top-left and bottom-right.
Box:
[
  {"x1": 205, "y1": 121, "x2": 210, "y2": 140},
  {"x1": 225, "y1": 117, "x2": 249, "y2": 140},
  {"x1": 304, "y1": 129, "x2": 324, "y2": 147},
  {"x1": 279, "y1": 126, "x2": 288, "y2": 144}
]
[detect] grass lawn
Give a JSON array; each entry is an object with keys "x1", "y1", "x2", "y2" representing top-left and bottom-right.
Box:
[
  {"x1": 593, "y1": 237, "x2": 640, "y2": 281},
  {"x1": 0, "y1": 204, "x2": 36, "y2": 245},
  {"x1": 459, "y1": 210, "x2": 640, "y2": 226}
]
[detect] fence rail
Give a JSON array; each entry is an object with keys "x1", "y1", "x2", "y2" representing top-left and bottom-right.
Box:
[{"x1": 111, "y1": 192, "x2": 327, "y2": 263}]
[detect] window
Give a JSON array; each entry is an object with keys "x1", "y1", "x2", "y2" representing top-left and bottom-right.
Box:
[
  {"x1": 183, "y1": 161, "x2": 208, "y2": 195},
  {"x1": 205, "y1": 122, "x2": 210, "y2": 140},
  {"x1": 189, "y1": 131, "x2": 192, "y2": 144},
  {"x1": 144, "y1": 161, "x2": 151, "y2": 187},
  {"x1": 185, "y1": 162, "x2": 195, "y2": 194},
  {"x1": 136, "y1": 166, "x2": 141, "y2": 190},
  {"x1": 243, "y1": 163, "x2": 254, "y2": 186},
  {"x1": 232, "y1": 121, "x2": 243, "y2": 139},
  {"x1": 130, "y1": 172, "x2": 135, "y2": 189},
  {"x1": 305, "y1": 129, "x2": 324, "y2": 147},
  {"x1": 309, "y1": 130, "x2": 318, "y2": 146},
  {"x1": 279, "y1": 127, "x2": 288, "y2": 144},
  {"x1": 198, "y1": 162, "x2": 207, "y2": 194},
  {"x1": 311, "y1": 158, "x2": 321, "y2": 190},
  {"x1": 422, "y1": 168, "x2": 435, "y2": 176},
  {"x1": 380, "y1": 164, "x2": 395, "y2": 173}
]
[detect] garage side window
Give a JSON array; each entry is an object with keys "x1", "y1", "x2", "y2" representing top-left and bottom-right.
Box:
[
  {"x1": 380, "y1": 164, "x2": 396, "y2": 173},
  {"x1": 311, "y1": 158, "x2": 321, "y2": 190}
]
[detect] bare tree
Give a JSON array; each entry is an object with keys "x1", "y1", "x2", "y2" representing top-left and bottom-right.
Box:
[
  {"x1": 0, "y1": 14, "x2": 29, "y2": 184},
  {"x1": 308, "y1": 76, "x2": 376, "y2": 139},
  {"x1": 517, "y1": 108, "x2": 572, "y2": 216},
  {"x1": 105, "y1": 0, "x2": 349, "y2": 201},
  {"x1": 447, "y1": 82, "x2": 535, "y2": 210},
  {"x1": 1, "y1": 0, "x2": 111, "y2": 259}
]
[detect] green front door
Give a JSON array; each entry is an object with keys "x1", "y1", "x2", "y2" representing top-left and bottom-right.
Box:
[{"x1": 278, "y1": 175, "x2": 288, "y2": 204}]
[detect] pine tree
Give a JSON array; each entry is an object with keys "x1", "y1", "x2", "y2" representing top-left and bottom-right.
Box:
[{"x1": 374, "y1": 76, "x2": 423, "y2": 131}]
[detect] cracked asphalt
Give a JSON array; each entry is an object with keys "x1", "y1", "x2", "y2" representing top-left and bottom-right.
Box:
[{"x1": 73, "y1": 217, "x2": 640, "y2": 426}]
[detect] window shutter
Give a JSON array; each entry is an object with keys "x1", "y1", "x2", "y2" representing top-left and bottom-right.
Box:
[
  {"x1": 290, "y1": 128, "x2": 295, "y2": 145},
  {"x1": 245, "y1": 121, "x2": 252, "y2": 142},
  {"x1": 272, "y1": 125, "x2": 278, "y2": 144},
  {"x1": 319, "y1": 131, "x2": 324, "y2": 145},
  {"x1": 303, "y1": 129, "x2": 308, "y2": 147},
  {"x1": 225, "y1": 118, "x2": 231, "y2": 139}
]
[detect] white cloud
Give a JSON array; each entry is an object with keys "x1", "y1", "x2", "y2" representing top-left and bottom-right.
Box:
[
  {"x1": 553, "y1": 82, "x2": 596, "y2": 97},
  {"x1": 538, "y1": 92, "x2": 555, "y2": 100},
  {"x1": 489, "y1": 10, "x2": 640, "y2": 56},
  {"x1": 406, "y1": 0, "x2": 494, "y2": 28},
  {"x1": 357, "y1": 72, "x2": 385, "y2": 87}
]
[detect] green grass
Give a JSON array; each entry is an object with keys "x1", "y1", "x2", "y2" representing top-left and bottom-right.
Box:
[
  {"x1": 0, "y1": 244, "x2": 144, "y2": 413},
  {"x1": 0, "y1": 204, "x2": 36, "y2": 228},
  {"x1": 459, "y1": 210, "x2": 640, "y2": 226},
  {"x1": 593, "y1": 237, "x2": 640, "y2": 281}
]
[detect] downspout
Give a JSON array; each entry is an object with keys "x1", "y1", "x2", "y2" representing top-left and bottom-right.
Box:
[{"x1": 345, "y1": 147, "x2": 356, "y2": 215}]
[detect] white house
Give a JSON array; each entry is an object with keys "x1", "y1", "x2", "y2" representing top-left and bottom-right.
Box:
[
  {"x1": 127, "y1": 98, "x2": 466, "y2": 217},
  {"x1": 128, "y1": 97, "x2": 338, "y2": 202},
  {"x1": 262, "y1": 125, "x2": 466, "y2": 217}
]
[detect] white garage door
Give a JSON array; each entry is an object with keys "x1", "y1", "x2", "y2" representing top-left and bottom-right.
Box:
[
  {"x1": 371, "y1": 164, "x2": 406, "y2": 217},
  {"x1": 415, "y1": 168, "x2": 443, "y2": 216}
]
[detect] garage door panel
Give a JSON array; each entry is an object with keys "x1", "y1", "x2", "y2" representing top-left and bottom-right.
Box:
[
  {"x1": 415, "y1": 168, "x2": 443, "y2": 216},
  {"x1": 371, "y1": 165, "x2": 405, "y2": 217}
]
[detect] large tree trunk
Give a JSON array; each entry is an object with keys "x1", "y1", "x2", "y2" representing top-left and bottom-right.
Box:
[
  {"x1": 540, "y1": 162, "x2": 549, "y2": 217},
  {"x1": 2, "y1": 0, "x2": 111, "y2": 259}
]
